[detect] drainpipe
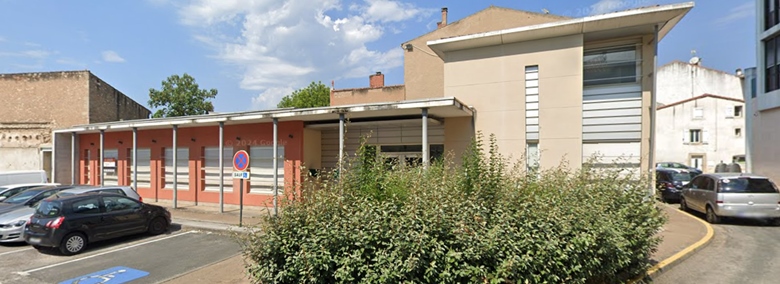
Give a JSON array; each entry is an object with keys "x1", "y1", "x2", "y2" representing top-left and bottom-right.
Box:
[
  {"x1": 71, "y1": 132, "x2": 76, "y2": 184},
  {"x1": 132, "y1": 127, "x2": 138, "y2": 191},
  {"x1": 218, "y1": 122, "x2": 224, "y2": 213},
  {"x1": 648, "y1": 24, "x2": 659, "y2": 196},
  {"x1": 338, "y1": 113, "x2": 345, "y2": 178},
  {"x1": 273, "y1": 118, "x2": 279, "y2": 217},
  {"x1": 99, "y1": 130, "x2": 105, "y2": 186},
  {"x1": 172, "y1": 125, "x2": 178, "y2": 209},
  {"x1": 422, "y1": 108, "x2": 429, "y2": 169}
]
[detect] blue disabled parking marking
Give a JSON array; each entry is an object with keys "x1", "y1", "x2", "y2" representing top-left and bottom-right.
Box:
[{"x1": 59, "y1": 266, "x2": 149, "y2": 284}]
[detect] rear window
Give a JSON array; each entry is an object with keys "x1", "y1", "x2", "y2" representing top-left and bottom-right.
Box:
[
  {"x1": 671, "y1": 173, "x2": 691, "y2": 181},
  {"x1": 719, "y1": 178, "x2": 779, "y2": 193},
  {"x1": 36, "y1": 200, "x2": 62, "y2": 217}
]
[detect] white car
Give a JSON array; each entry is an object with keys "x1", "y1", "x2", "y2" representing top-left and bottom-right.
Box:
[{"x1": 0, "y1": 183, "x2": 58, "y2": 202}]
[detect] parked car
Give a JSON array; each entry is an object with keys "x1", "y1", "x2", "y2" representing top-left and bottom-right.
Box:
[
  {"x1": 0, "y1": 185, "x2": 139, "y2": 243},
  {"x1": 0, "y1": 206, "x2": 36, "y2": 242},
  {"x1": 24, "y1": 193, "x2": 171, "y2": 255},
  {"x1": 680, "y1": 173, "x2": 780, "y2": 224},
  {"x1": 0, "y1": 185, "x2": 76, "y2": 216},
  {"x1": 0, "y1": 183, "x2": 58, "y2": 202},
  {"x1": 656, "y1": 168, "x2": 692, "y2": 203},
  {"x1": 656, "y1": 162, "x2": 702, "y2": 177},
  {"x1": 0, "y1": 170, "x2": 49, "y2": 186},
  {"x1": 53, "y1": 186, "x2": 142, "y2": 202}
]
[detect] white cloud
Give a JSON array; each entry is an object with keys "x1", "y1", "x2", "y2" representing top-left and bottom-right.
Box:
[
  {"x1": 175, "y1": 0, "x2": 432, "y2": 110},
  {"x1": 715, "y1": 1, "x2": 755, "y2": 26},
  {"x1": 101, "y1": 50, "x2": 126, "y2": 63},
  {"x1": 0, "y1": 49, "x2": 51, "y2": 59}
]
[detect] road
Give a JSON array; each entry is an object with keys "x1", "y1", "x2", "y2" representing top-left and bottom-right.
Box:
[
  {"x1": 0, "y1": 227, "x2": 240, "y2": 284},
  {"x1": 653, "y1": 213, "x2": 780, "y2": 283}
]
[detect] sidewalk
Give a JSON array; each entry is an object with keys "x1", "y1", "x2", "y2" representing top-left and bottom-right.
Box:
[{"x1": 155, "y1": 200, "x2": 712, "y2": 283}]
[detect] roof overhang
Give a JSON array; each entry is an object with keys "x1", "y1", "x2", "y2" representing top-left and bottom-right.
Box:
[
  {"x1": 54, "y1": 97, "x2": 474, "y2": 134},
  {"x1": 427, "y1": 2, "x2": 693, "y2": 56}
]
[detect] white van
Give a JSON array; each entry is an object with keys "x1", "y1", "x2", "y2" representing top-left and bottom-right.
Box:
[{"x1": 0, "y1": 171, "x2": 49, "y2": 186}]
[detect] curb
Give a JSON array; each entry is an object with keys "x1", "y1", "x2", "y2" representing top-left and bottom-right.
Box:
[
  {"x1": 173, "y1": 218, "x2": 258, "y2": 235},
  {"x1": 632, "y1": 204, "x2": 715, "y2": 282}
]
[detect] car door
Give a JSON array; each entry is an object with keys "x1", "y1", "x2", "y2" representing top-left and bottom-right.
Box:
[
  {"x1": 98, "y1": 196, "x2": 147, "y2": 238},
  {"x1": 68, "y1": 197, "x2": 106, "y2": 240},
  {"x1": 699, "y1": 177, "x2": 718, "y2": 209},
  {"x1": 684, "y1": 176, "x2": 705, "y2": 212}
]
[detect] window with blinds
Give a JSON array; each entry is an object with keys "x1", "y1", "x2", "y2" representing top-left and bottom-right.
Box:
[
  {"x1": 102, "y1": 149, "x2": 119, "y2": 186},
  {"x1": 249, "y1": 146, "x2": 284, "y2": 194},
  {"x1": 164, "y1": 148, "x2": 189, "y2": 190},
  {"x1": 128, "y1": 148, "x2": 152, "y2": 188},
  {"x1": 203, "y1": 146, "x2": 233, "y2": 192}
]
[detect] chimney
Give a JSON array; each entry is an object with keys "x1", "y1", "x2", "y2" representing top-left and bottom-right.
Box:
[
  {"x1": 437, "y1": 7, "x2": 448, "y2": 29},
  {"x1": 369, "y1": 72, "x2": 384, "y2": 88}
]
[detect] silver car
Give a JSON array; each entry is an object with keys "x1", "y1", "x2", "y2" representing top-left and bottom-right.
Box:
[
  {"x1": 0, "y1": 206, "x2": 35, "y2": 242},
  {"x1": 680, "y1": 173, "x2": 780, "y2": 224},
  {"x1": 53, "y1": 185, "x2": 143, "y2": 202}
]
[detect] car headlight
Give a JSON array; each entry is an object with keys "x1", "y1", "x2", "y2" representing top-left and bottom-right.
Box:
[{"x1": 13, "y1": 220, "x2": 27, "y2": 227}]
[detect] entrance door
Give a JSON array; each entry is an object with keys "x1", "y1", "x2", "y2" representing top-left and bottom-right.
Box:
[{"x1": 690, "y1": 155, "x2": 704, "y2": 171}]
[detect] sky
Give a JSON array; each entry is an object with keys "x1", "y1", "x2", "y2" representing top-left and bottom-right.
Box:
[{"x1": 0, "y1": 0, "x2": 756, "y2": 113}]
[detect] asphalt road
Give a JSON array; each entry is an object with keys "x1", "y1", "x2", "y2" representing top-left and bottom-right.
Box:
[
  {"x1": 653, "y1": 213, "x2": 780, "y2": 283},
  {"x1": 0, "y1": 228, "x2": 240, "y2": 284}
]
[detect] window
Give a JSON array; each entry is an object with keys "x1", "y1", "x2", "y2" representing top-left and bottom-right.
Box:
[
  {"x1": 527, "y1": 143, "x2": 539, "y2": 172},
  {"x1": 734, "y1": 105, "x2": 743, "y2": 117},
  {"x1": 103, "y1": 196, "x2": 141, "y2": 212},
  {"x1": 103, "y1": 149, "x2": 119, "y2": 186},
  {"x1": 767, "y1": 0, "x2": 780, "y2": 30},
  {"x1": 526, "y1": 65, "x2": 540, "y2": 141},
  {"x1": 693, "y1": 107, "x2": 704, "y2": 119},
  {"x1": 97, "y1": 188, "x2": 126, "y2": 196},
  {"x1": 203, "y1": 147, "x2": 234, "y2": 192},
  {"x1": 719, "y1": 178, "x2": 778, "y2": 193},
  {"x1": 249, "y1": 146, "x2": 285, "y2": 194},
  {"x1": 71, "y1": 198, "x2": 101, "y2": 214},
  {"x1": 164, "y1": 148, "x2": 189, "y2": 190},
  {"x1": 735, "y1": 128, "x2": 742, "y2": 137},
  {"x1": 130, "y1": 148, "x2": 152, "y2": 188},
  {"x1": 583, "y1": 46, "x2": 639, "y2": 86},
  {"x1": 689, "y1": 129, "x2": 702, "y2": 143},
  {"x1": 765, "y1": 35, "x2": 780, "y2": 92}
]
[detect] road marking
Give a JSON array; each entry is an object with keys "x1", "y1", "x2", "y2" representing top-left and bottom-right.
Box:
[
  {"x1": 58, "y1": 266, "x2": 149, "y2": 284},
  {"x1": 18, "y1": 231, "x2": 195, "y2": 275},
  {"x1": 0, "y1": 247, "x2": 33, "y2": 257}
]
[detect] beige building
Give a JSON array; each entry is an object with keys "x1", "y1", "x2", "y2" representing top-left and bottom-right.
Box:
[
  {"x1": 52, "y1": 3, "x2": 694, "y2": 209},
  {"x1": 0, "y1": 70, "x2": 150, "y2": 181},
  {"x1": 748, "y1": 0, "x2": 780, "y2": 182}
]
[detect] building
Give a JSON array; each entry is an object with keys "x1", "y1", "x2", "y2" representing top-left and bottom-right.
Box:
[
  {"x1": 747, "y1": 0, "x2": 780, "y2": 182},
  {"x1": 0, "y1": 71, "x2": 150, "y2": 180},
  {"x1": 52, "y1": 3, "x2": 693, "y2": 209},
  {"x1": 655, "y1": 60, "x2": 746, "y2": 172}
]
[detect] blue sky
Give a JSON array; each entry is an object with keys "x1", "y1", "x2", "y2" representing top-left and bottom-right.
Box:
[{"x1": 0, "y1": 0, "x2": 756, "y2": 113}]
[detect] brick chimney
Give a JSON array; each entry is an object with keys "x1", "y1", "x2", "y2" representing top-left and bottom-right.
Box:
[
  {"x1": 437, "y1": 7, "x2": 448, "y2": 29},
  {"x1": 369, "y1": 72, "x2": 384, "y2": 88}
]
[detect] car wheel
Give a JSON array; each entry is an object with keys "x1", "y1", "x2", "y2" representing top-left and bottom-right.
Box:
[
  {"x1": 59, "y1": 233, "x2": 87, "y2": 255},
  {"x1": 147, "y1": 217, "x2": 168, "y2": 235},
  {"x1": 706, "y1": 206, "x2": 720, "y2": 224},
  {"x1": 680, "y1": 198, "x2": 689, "y2": 212}
]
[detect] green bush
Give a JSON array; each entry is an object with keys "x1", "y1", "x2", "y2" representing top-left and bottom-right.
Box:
[{"x1": 240, "y1": 134, "x2": 666, "y2": 283}]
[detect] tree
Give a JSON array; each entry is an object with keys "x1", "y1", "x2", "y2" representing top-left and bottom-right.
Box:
[
  {"x1": 148, "y1": 73, "x2": 218, "y2": 118},
  {"x1": 277, "y1": 81, "x2": 330, "y2": 108}
]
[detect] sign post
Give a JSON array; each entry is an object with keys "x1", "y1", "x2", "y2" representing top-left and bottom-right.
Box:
[{"x1": 233, "y1": 150, "x2": 250, "y2": 227}]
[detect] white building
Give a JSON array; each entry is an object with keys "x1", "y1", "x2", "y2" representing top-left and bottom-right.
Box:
[
  {"x1": 655, "y1": 60, "x2": 745, "y2": 172},
  {"x1": 746, "y1": 0, "x2": 780, "y2": 182}
]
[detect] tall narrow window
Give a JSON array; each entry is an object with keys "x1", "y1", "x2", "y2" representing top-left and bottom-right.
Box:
[
  {"x1": 249, "y1": 146, "x2": 285, "y2": 194},
  {"x1": 164, "y1": 148, "x2": 189, "y2": 190},
  {"x1": 103, "y1": 149, "x2": 119, "y2": 186},
  {"x1": 203, "y1": 146, "x2": 233, "y2": 192},
  {"x1": 527, "y1": 143, "x2": 539, "y2": 172},
  {"x1": 82, "y1": 149, "x2": 91, "y2": 184},
  {"x1": 525, "y1": 65, "x2": 539, "y2": 142},
  {"x1": 127, "y1": 148, "x2": 151, "y2": 188},
  {"x1": 689, "y1": 129, "x2": 702, "y2": 143}
]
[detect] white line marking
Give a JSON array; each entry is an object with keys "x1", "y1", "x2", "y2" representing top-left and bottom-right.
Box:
[
  {"x1": 0, "y1": 247, "x2": 33, "y2": 257},
  {"x1": 18, "y1": 231, "x2": 195, "y2": 274}
]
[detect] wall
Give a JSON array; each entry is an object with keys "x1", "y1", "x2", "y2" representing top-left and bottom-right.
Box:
[
  {"x1": 655, "y1": 97, "x2": 746, "y2": 173},
  {"x1": 303, "y1": 128, "x2": 322, "y2": 170},
  {"x1": 657, "y1": 61, "x2": 744, "y2": 104},
  {"x1": 403, "y1": 7, "x2": 568, "y2": 101},
  {"x1": 443, "y1": 116, "x2": 473, "y2": 164},
  {"x1": 751, "y1": 107, "x2": 780, "y2": 182},
  {"x1": 88, "y1": 73, "x2": 151, "y2": 123},
  {"x1": 330, "y1": 85, "x2": 406, "y2": 106},
  {"x1": 0, "y1": 71, "x2": 91, "y2": 128},
  {"x1": 443, "y1": 34, "x2": 584, "y2": 167},
  {"x1": 75, "y1": 121, "x2": 305, "y2": 207}
]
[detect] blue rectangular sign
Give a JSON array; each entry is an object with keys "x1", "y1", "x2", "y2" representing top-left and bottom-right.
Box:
[{"x1": 59, "y1": 266, "x2": 149, "y2": 284}]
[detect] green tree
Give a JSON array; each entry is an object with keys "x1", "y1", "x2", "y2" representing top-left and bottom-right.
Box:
[
  {"x1": 148, "y1": 73, "x2": 218, "y2": 118},
  {"x1": 277, "y1": 81, "x2": 330, "y2": 108}
]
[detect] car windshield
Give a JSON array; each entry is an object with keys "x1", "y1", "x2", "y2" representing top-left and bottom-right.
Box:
[
  {"x1": 671, "y1": 173, "x2": 692, "y2": 181},
  {"x1": 36, "y1": 200, "x2": 62, "y2": 217},
  {"x1": 719, "y1": 178, "x2": 778, "y2": 193},
  {"x1": 0, "y1": 188, "x2": 16, "y2": 198},
  {"x1": 2, "y1": 189, "x2": 43, "y2": 204}
]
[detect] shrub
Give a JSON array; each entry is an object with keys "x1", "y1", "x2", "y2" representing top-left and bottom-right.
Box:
[{"x1": 240, "y1": 134, "x2": 666, "y2": 283}]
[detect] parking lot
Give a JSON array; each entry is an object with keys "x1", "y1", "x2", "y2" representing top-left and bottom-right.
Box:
[{"x1": 0, "y1": 226, "x2": 240, "y2": 284}]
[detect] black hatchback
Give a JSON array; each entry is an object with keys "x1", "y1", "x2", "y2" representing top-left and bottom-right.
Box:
[{"x1": 24, "y1": 193, "x2": 171, "y2": 255}]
